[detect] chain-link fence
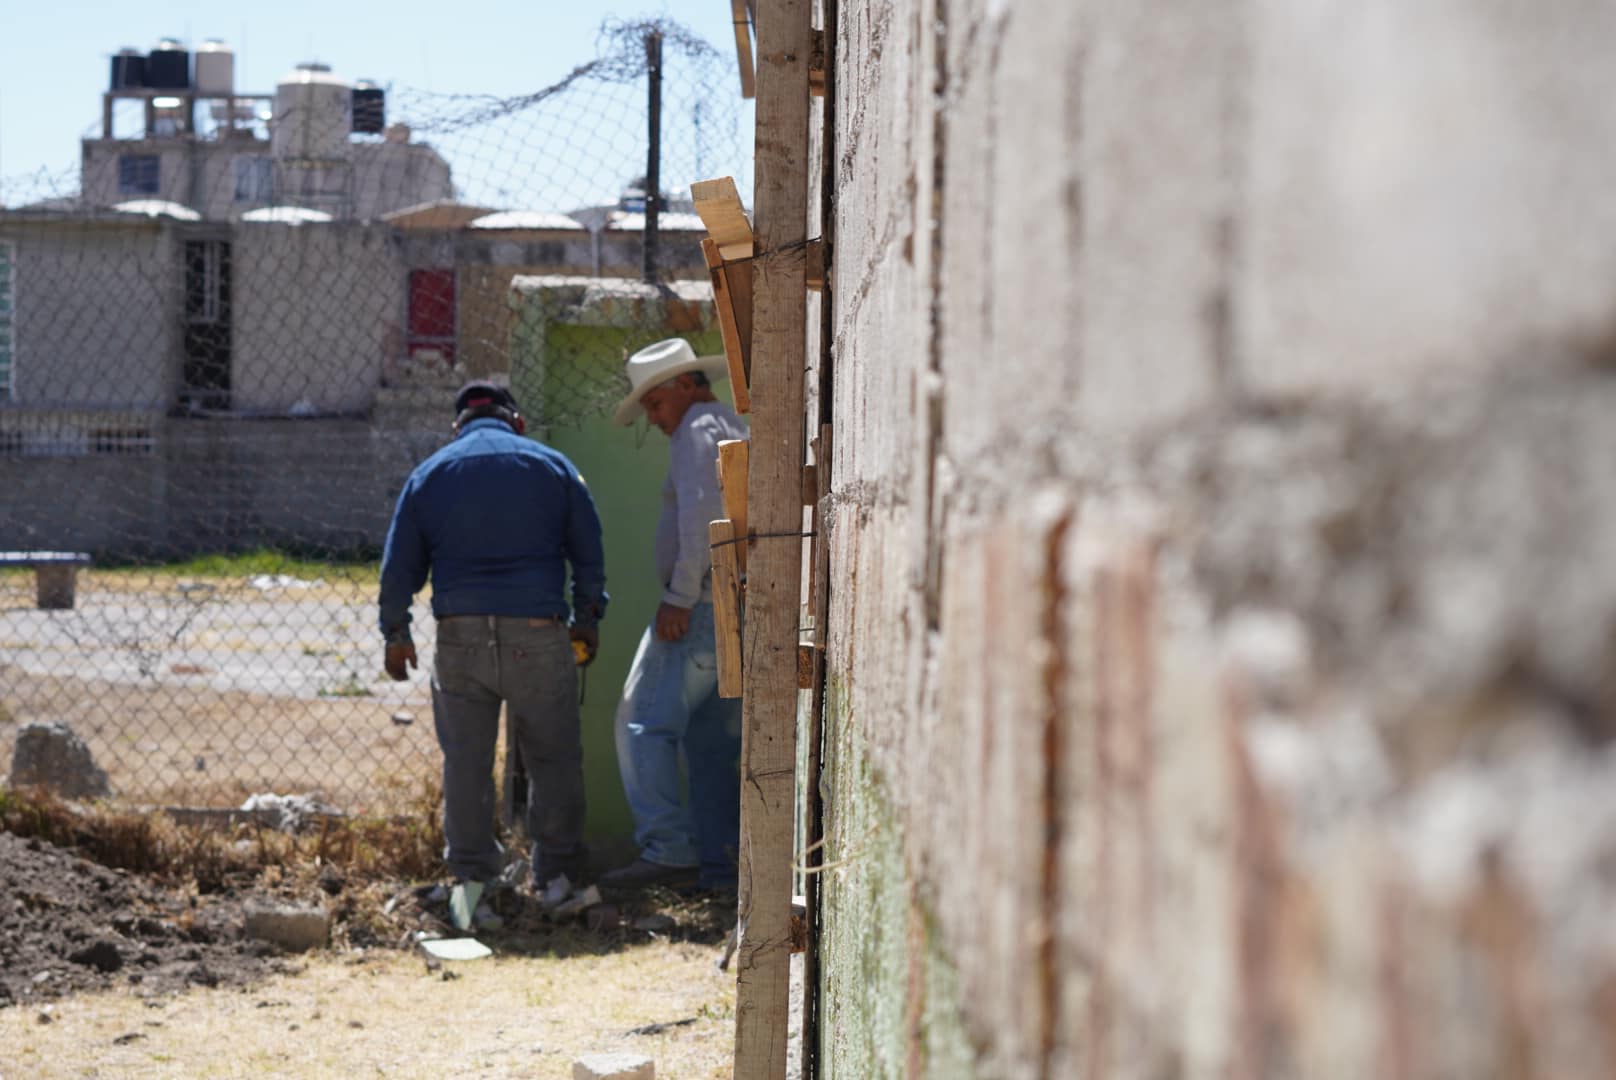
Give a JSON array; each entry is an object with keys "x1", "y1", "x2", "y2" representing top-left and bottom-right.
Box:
[{"x1": 0, "y1": 19, "x2": 747, "y2": 814}]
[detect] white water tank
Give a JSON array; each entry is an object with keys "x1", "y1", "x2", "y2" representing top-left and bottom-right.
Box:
[
  {"x1": 272, "y1": 62, "x2": 351, "y2": 160},
  {"x1": 195, "y1": 39, "x2": 234, "y2": 95}
]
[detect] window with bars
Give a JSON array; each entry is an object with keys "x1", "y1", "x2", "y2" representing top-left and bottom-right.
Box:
[
  {"x1": 233, "y1": 157, "x2": 274, "y2": 203},
  {"x1": 180, "y1": 240, "x2": 232, "y2": 410},
  {"x1": 118, "y1": 154, "x2": 161, "y2": 196}
]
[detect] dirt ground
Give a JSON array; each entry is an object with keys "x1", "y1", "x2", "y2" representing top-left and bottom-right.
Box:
[
  {"x1": 0, "y1": 828, "x2": 752, "y2": 1078},
  {"x1": 0, "y1": 829, "x2": 280, "y2": 1007}
]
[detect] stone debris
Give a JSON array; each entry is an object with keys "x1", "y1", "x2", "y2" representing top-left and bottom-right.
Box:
[
  {"x1": 242, "y1": 899, "x2": 330, "y2": 953},
  {"x1": 449, "y1": 881, "x2": 484, "y2": 931},
  {"x1": 246, "y1": 574, "x2": 322, "y2": 592},
  {"x1": 67, "y1": 939, "x2": 123, "y2": 973},
  {"x1": 415, "y1": 933, "x2": 492, "y2": 961},
  {"x1": 551, "y1": 884, "x2": 602, "y2": 920},
  {"x1": 538, "y1": 873, "x2": 573, "y2": 909},
  {"x1": 238, "y1": 792, "x2": 339, "y2": 832},
  {"x1": 449, "y1": 880, "x2": 505, "y2": 931},
  {"x1": 8, "y1": 721, "x2": 110, "y2": 799},
  {"x1": 573, "y1": 1051, "x2": 654, "y2": 1080}
]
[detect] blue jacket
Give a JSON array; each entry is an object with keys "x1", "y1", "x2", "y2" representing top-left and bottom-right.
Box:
[{"x1": 378, "y1": 418, "x2": 607, "y2": 635}]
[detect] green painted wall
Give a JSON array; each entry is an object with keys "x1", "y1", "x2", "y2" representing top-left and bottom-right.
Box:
[
  {"x1": 510, "y1": 304, "x2": 726, "y2": 856},
  {"x1": 817, "y1": 678, "x2": 978, "y2": 1079}
]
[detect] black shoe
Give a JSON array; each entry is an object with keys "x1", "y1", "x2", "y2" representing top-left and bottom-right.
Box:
[{"x1": 599, "y1": 858, "x2": 700, "y2": 890}]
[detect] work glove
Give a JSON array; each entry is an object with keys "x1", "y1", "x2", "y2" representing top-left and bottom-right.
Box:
[
  {"x1": 384, "y1": 636, "x2": 417, "y2": 681},
  {"x1": 569, "y1": 624, "x2": 599, "y2": 667}
]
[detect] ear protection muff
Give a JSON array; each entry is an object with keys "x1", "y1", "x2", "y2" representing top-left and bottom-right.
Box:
[{"x1": 454, "y1": 405, "x2": 525, "y2": 435}]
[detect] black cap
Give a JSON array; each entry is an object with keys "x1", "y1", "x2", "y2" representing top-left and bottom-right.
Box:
[{"x1": 453, "y1": 381, "x2": 519, "y2": 415}]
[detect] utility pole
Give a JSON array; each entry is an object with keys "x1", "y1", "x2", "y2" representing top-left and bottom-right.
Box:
[{"x1": 643, "y1": 30, "x2": 663, "y2": 284}]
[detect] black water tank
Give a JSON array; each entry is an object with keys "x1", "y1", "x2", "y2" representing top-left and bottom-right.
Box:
[
  {"x1": 352, "y1": 81, "x2": 385, "y2": 134},
  {"x1": 110, "y1": 48, "x2": 146, "y2": 90},
  {"x1": 146, "y1": 38, "x2": 190, "y2": 90}
]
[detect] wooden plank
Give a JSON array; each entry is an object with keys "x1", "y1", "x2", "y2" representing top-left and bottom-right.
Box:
[
  {"x1": 728, "y1": 258, "x2": 755, "y2": 386},
  {"x1": 796, "y1": 643, "x2": 815, "y2": 690},
  {"x1": 731, "y1": 0, "x2": 756, "y2": 100},
  {"x1": 718, "y1": 439, "x2": 751, "y2": 577},
  {"x1": 692, "y1": 176, "x2": 756, "y2": 261},
  {"x1": 733, "y1": 0, "x2": 811, "y2": 1073},
  {"x1": 800, "y1": 464, "x2": 817, "y2": 507},
  {"x1": 702, "y1": 238, "x2": 753, "y2": 414},
  {"x1": 709, "y1": 519, "x2": 745, "y2": 699}
]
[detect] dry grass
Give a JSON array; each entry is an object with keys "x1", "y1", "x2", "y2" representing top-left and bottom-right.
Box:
[
  {"x1": 0, "y1": 941, "x2": 736, "y2": 1079},
  {"x1": 0, "y1": 783, "x2": 446, "y2": 890}
]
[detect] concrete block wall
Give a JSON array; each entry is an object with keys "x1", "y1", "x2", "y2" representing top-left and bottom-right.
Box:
[
  {"x1": 814, "y1": 1, "x2": 1616, "y2": 1077},
  {"x1": 0, "y1": 418, "x2": 440, "y2": 558}
]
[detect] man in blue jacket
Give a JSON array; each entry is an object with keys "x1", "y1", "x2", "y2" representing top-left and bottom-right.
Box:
[{"x1": 379, "y1": 381, "x2": 606, "y2": 892}]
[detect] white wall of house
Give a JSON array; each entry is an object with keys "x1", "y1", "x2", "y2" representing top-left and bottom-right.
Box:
[
  {"x1": 232, "y1": 223, "x2": 405, "y2": 414},
  {"x1": 0, "y1": 218, "x2": 177, "y2": 410}
]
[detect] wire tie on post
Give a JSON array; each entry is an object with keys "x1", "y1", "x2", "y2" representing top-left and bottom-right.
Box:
[
  {"x1": 720, "y1": 236, "x2": 822, "y2": 267},
  {"x1": 709, "y1": 529, "x2": 816, "y2": 551}
]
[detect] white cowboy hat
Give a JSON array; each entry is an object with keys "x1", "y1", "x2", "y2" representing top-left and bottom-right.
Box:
[{"x1": 611, "y1": 338, "x2": 730, "y2": 426}]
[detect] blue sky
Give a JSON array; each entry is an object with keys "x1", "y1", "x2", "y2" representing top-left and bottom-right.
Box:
[{"x1": 0, "y1": 0, "x2": 754, "y2": 209}]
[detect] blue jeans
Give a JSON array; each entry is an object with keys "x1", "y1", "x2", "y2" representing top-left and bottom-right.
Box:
[
  {"x1": 432, "y1": 615, "x2": 582, "y2": 883},
  {"x1": 614, "y1": 601, "x2": 741, "y2": 887}
]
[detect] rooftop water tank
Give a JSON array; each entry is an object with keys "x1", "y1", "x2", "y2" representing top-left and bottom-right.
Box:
[
  {"x1": 146, "y1": 38, "x2": 190, "y2": 90},
  {"x1": 195, "y1": 39, "x2": 234, "y2": 95},
  {"x1": 272, "y1": 63, "x2": 352, "y2": 161},
  {"x1": 351, "y1": 80, "x2": 385, "y2": 134},
  {"x1": 110, "y1": 48, "x2": 145, "y2": 90}
]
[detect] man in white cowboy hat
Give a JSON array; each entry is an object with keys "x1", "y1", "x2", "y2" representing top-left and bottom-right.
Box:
[{"x1": 601, "y1": 337, "x2": 747, "y2": 892}]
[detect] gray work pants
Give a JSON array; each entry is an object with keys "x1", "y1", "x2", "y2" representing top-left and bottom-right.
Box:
[{"x1": 431, "y1": 615, "x2": 582, "y2": 882}]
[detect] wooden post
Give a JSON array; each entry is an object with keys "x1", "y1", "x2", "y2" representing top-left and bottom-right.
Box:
[
  {"x1": 731, "y1": 0, "x2": 757, "y2": 99},
  {"x1": 710, "y1": 520, "x2": 745, "y2": 699},
  {"x1": 718, "y1": 439, "x2": 751, "y2": 576},
  {"x1": 734, "y1": 0, "x2": 811, "y2": 1073}
]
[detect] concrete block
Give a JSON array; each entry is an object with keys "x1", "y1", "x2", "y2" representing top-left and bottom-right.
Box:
[
  {"x1": 243, "y1": 900, "x2": 330, "y2": 953},
  {"x1": 571, "y1": 1052, "x2": 653, "y2": 1080},
  {"x1": 8, "y1": 721, "x2": 110, "y2": 799}
]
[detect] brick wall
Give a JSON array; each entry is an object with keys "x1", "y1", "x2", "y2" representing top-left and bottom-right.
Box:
[{"x1": 814, "y1": 2, "x2": 1616, "y2": 1077}]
